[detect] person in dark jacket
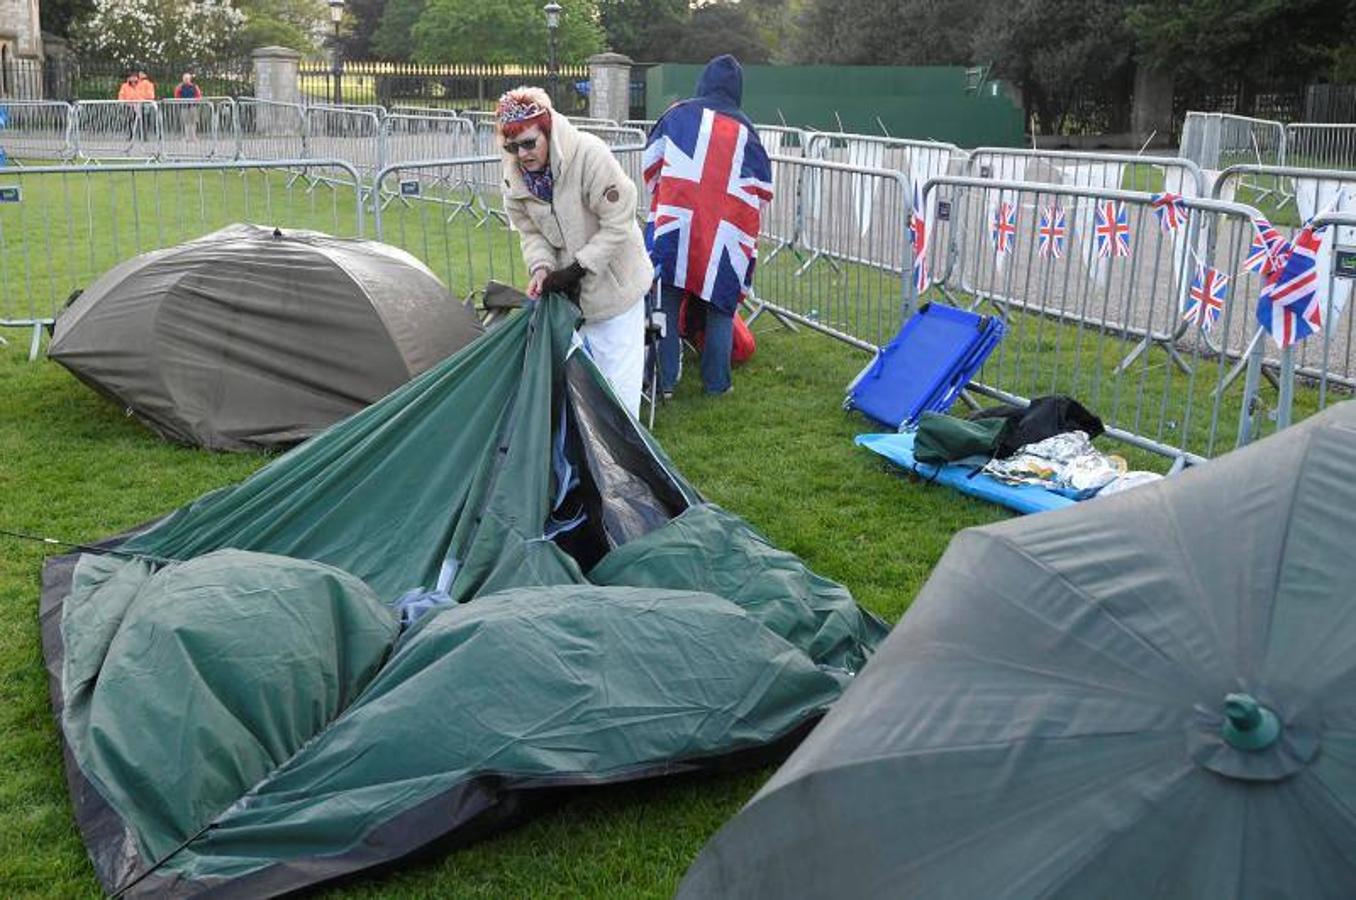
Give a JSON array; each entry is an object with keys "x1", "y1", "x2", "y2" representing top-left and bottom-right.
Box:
[{"x1": 642, "y1": 55, "x2": 772, "y2": 397}]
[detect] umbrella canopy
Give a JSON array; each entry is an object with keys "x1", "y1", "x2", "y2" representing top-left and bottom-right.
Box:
[
  {"x1": 680, "y1": 400, "x2": 1356, "y2": 899},
  {"x1": 40, "y1": 294, "x2": 887, "y2": 897},
  {"x1": 48, "y1": 224, "x2": 483, "y2": 450}
]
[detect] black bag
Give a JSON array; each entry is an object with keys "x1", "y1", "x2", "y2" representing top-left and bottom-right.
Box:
[
  {"x1": 966, "y1": 395, "x2": 1103, "y2": 459},
  {"x1": 914, "y1": 412, "x2": 1011, "y2": 467}
]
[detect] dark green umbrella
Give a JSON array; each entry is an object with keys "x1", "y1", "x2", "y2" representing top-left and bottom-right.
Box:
[{"x1": 680, "y1": 400, "x2": 1356, "y2": 899}]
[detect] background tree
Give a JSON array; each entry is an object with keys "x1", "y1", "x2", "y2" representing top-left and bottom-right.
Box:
[
  {"x1": 974, "y1": 0, "x2": 1134, "y2": 134},
  {"x1": 40, "y1": 0, "x2": 97, "y2": 39},
  {"x1": 372, "y1": 0, "x2": 424, "y2": 61},
  {"x1": 674, "y1": 2, "x2": 771, "y2": 64},
  {"x1": 73, "y1": 0, "x2": 246, "y2": 65},
  {"x1": 792, "y1": 0, "x2": 984, "y2": 65},
  {"x1": 410, "y1": 0, "x2": 605, "y2": 65},
  {"x1": 597, "y1": 0, "x2": 687, "y2": 61},
  {"x1": 1129, "y1": 0, "x2": 1350, "y2": 98},
  {"x1": 337, "y1": 0, "x2": 388, "y2": 58},
  {"x1": 742, "y1": 0, "x2": 803, "y2": 63},
  {"x1": 232, "y1": 0, "x2": 323, "y2": 54}
]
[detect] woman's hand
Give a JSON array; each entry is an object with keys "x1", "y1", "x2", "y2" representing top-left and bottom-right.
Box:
[{"x1": 527, "y1": 267, "x2": 550, "y2": 299}]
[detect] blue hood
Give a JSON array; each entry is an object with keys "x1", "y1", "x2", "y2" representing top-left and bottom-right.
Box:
[{"x1": 694, "y1": 55, "x2": 743, "y2": 111}]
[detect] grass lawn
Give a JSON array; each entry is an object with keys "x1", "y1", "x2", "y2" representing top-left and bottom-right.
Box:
[{"x1": 0, "y1": 306, "x2": 1007, "y2": 897}]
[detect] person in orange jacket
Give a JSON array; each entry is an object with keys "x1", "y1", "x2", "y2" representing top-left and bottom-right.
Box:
[
  {"x1": 116, "y1": 72, "x2": 140, "y2": 101},
  {"x1": 134, "y1": 69, "x2": 156, "y2": 100}
]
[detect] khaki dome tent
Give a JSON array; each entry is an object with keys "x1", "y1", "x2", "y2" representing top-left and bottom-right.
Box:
[{"x1": 48, "y1": 224, "x2": 483, "y2": 450}]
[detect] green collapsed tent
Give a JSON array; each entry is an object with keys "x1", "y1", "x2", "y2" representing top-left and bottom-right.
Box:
[{"x1": 39, "y1": 294, "x2": 887, "y2": 897}]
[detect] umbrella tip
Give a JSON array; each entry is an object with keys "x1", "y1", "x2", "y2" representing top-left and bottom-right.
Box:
[{"x1": 1222, "y1": 693, "x2": 1282, "y2": 751}]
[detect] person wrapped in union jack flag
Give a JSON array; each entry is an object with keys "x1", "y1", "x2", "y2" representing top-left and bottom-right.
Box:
[
  {"x1": 644, "y1": 55, "x2": 773, "y2": 397},
  {"x1": 496, "y1": 87, "x2": 654, "y2": 417}
]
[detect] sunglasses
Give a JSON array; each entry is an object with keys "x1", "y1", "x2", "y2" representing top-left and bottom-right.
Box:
[{"x1": 503, "y1": 137, "x2": 539, "y2": 154}]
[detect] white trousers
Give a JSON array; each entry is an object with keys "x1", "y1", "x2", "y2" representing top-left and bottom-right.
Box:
[{"x1": 580, "y1": 298, "x2": 645, "y2": 418}]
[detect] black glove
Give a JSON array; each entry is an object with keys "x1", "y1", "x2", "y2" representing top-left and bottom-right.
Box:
[{"x1": 540, "y1": 262, "x2": 587, "y2": 299}]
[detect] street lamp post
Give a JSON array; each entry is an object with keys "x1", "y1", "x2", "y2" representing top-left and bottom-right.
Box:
[
  {"x1": 328, "y1": 0, "x2": 345, "y2": 106},
  {"x1": 544, "y1": 2, "x2": 561, "y2": 108}
]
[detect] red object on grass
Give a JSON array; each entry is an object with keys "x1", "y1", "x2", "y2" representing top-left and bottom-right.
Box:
[{"x1": 679, "y1": 293, "x2": 756, "y2": 364}]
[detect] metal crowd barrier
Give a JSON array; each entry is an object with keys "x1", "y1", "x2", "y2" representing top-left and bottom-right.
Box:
[
  {"x1": 958, "y1": 148, "x2": 1211, "y2": 370},
  {"x1": 756, "y1": 125, "x2": 809, "y2": 158},
  {"x1": 390, "y1": 104, "x2": 462, "y2": 117},
  {"x1": 623, "y1": 119, "x2": 655, "y2": 132},
  {"x1": 577, "y1": 124, "x2": 646, "y2": 147},
  {"x1": 1209, "y1": 163, "x2": 1356, "y2": 394},
  {"x1": 922, "y1": 173, "x2": 1355, "y2": 461},
  {"x1": 1283, "y1": 124, "x2": 1356, "y2": 172},
  {"x1": 1180, "y1": 111, "x2": 1287, "y2": 171},
  {"x1": 73, "y1": 100, "x2": 161, "y2": 163},
  {"x1": 159, "y1": 96, "x2": 238, "y2": 161},
  {"x1": 236, "y1": 98, "x2": 306, "y2": 161},
  {"x1": 967, "y1": 147, "x2": 1207, "y2": 196},
  {"x1": 304, "y1": 104, "x2": 386, "y2": 181},
  {"x1": 753, "y1": 154, "x2": 913, "y2": 351},
  {"x1": 0, "y1": 158, "x2": 365, "y2": 359},
  {"x1": 371, "y1": 156, "x2": 532, "y2": 302},
  {"x1": 380, "y1": 114, "x2": 476, "y2": 172},
  {"x1": 0, "y1": 100, "x2": 75, "y2": 162}
]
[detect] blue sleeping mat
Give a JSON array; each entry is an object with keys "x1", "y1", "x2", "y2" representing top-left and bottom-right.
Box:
[
  {"x1": 856, "y1": 432, "x2": 1076, "y2": 515},
  {"x1": 846, "y1": 303, "x2": 1005, "y2": 430}
]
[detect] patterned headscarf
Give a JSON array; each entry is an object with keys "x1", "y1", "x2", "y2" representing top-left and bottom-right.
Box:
[{"x1": 496, "y1": 93, "x2": 547, "y2": 127}]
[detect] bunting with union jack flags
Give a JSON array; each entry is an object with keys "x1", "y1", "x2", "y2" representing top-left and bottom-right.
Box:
[
  {"x1": 909, "y1": 179, "x2": 929, "y2": 292},
  {"x1": 1183, "y1": 265, "x2": 1229, "y2": 333},
  {"x1": 1243, "y1": 216, "x2": 1289, "y2": 278},
  {"x1": 643, "y1": 106, "x2": 773, "y2": 310},
  {"x1": 1256, "y1": 224, "x2": 1326, "y2": 348},
  {"x1": 990, "y1": 199, "x2": 1017, "y2": 255},
  {"x1": 1150, "y1": 192, "x2": 1188, "y2": 232},
  {"x1": 1094, "y1": 200, "x2": 1132, "y2": 258},
  {"x1": 1037, "y1": 204, "x2": 1066, "y2": 259}
]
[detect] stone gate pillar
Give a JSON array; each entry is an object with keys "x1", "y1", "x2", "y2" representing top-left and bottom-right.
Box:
[{"x1": 587, "y1": 52, "x2": 632, "y2": 123}]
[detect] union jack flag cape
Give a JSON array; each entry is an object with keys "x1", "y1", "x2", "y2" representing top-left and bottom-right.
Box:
[
  {"x1": 643, "y1": 106, "x2": 773, "y2": 313},
  {"x1": 1257, "y1": 224, "x2": 1326, "y2": 348}
]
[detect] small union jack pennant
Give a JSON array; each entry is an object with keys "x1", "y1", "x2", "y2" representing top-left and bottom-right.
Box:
[
  {"x1": 1257, "y1": 224, "x2": 1326, "y2": 348},
  {"x1": 1094, "y1": 200, "x2": 1131, "y2": 258},
  {"x1": 1037, "y1": 204, "x2": 1066, "y2": 259},
  {"x1": 1150, "y1": 192, "x2": 1188, "y2": 232},
  {"x1": 909, "y1": 179, "x2": 929, "y2": 292},
  {"x1": 990, "y1": 200, "x2": 1017, "y2": 254},
  {"x1": 1183, "y1": 265, "x2": 1229, "y2": 333},
  {"x1": 1244, "y1": 216, "x2": 1289, "y2": 277}
]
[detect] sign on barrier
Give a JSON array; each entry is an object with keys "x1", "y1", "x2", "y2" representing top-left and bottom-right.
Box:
[{"x1": 0, "y1": 186, "x2": 20, "y2": 203}]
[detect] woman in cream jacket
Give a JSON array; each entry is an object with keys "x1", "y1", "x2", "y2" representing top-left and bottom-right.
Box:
[{"x1": 496, "y1": 87, "x2": 652, "y2": 417}]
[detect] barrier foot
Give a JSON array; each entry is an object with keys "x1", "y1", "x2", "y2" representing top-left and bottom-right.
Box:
[
  {"x1": 1114, "y1": 331, "x2": 1193, "y2": 377},
  {"x1": 794, "y1": 251, "x2": 839, "y2": 278},
  {"x1": 28, "y1": 323, "x2": 43, "y2": 361},
  {"x1": 744, "y1": 294, "x2": 798, "y2": 333}
]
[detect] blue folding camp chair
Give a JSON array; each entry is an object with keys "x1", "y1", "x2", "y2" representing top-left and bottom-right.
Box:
[{"x1": 845, "y1": 302, "x2": 1005, "y2": 430}]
